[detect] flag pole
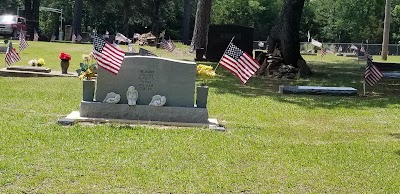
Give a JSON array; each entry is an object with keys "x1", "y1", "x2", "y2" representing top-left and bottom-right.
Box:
[
  {"x1": 5, "y1": 41, "x2": 10, "y2": 67},
  {"x1": 320, "y1": 41, "x2": 323, "y2": 62},
  {"x1": 214, "y1": 36, "x2": 235, "y2": 72},
  {"x1": 363, "y1": 81, "x2": 366, "y2": 96}
]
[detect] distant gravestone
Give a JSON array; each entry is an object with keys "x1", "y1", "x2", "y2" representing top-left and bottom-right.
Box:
[
  {"x1": 206, "y1": 24, "x2": 254, "y2": 62},
  {"x1": 80, "y1": 56, "x2": 210, "y2": 123},
  {"x1": 64, "y1": 25, "x2": 72, "y2": 41},
  {"x1": 0, "y1": 41, "x2": 11, "y2": 53}
]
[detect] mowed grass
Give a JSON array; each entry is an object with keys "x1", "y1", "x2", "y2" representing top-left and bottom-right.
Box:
[{"x1": 0, "y1": 42, "x2": 400, "y2": 193}]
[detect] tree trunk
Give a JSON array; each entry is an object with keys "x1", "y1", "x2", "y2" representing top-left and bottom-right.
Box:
[
  {"x1": 24, "y1": 0, "x2": 32, "y2": 21},
  {"x1": 24, "y1": 0, "x2": 40, "y2": 40},
  {"x1": 190, "y1": 0, "x2": 212, "y2": 51},
  {"x1": 73, "y1": 0, "x2": 83, "y2": 36},
  {"x1": 151, "y1": 0, "x2": 162, "y2": 36},
  {"x1": 267, "y1": 0, "x2": 311, "y2": 76},
  {"x1": 182, "y1": 0, "x2": 191, "y2": 45},
  {"x1": 381, "y1": 0, "x2": 391, "y2": 60},
  {"x1": 32, "y1": 0, "x2": 40, "y2": 35},
  {"x1": 123, "y1": 0, "x2": 130, "y2": 36}
]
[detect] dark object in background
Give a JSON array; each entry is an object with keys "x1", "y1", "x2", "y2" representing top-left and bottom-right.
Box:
[
  {"x1": 195, "y1": 48, "x2": 205, "y2": 61},
  {"x1": 206, "y1": 25, "x2": 254, "y2": 62}
]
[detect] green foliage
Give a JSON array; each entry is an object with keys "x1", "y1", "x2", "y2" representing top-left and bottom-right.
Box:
[
  {"x1": 212, "y1": 0, "x2": 280, "y2": 40},
  {"x1": 306, "y1": 0, "x2": 386, "y2": 43},
  {"x1": 11, "y1": 0, "x2": 400, "y2": 43},
  {"x1": 76, "y1": 62, "x2": 96, "y2": 80}
]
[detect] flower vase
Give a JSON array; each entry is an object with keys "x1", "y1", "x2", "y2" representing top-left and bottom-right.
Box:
[
  {"x1": 196, "y1": 85, "x2": 209, "y2": 108},
  {"x1": 60, "y1": 60, "x2": 70, "y2": 74},
  {"x1": 83, "y1": 80, "x2": 96, "y2": 102}
]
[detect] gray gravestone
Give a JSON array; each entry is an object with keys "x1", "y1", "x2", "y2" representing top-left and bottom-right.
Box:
[
  {"x1": 95, "y1": 56, "x2": 197, "y2": 107},
  {"x1": 64, "y1": 25, "x2": 72, "y2": 41}
]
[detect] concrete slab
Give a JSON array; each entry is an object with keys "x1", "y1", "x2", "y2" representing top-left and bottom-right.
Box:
[
  {"x1": 7, "y1": 66, "x2": 51, "y2": 73},
  {"x1": 383, "y1": 72, "x2": 400, "y2": 78},
  {"x1": 59, "y1": 111, "x2": 225, "y2": 131},
  {"x1": 279, "y1": 85, "x2": 358, "y2": 96},
  {"x1": 342, "y1": 53, "x2": 358, "y2": 57},
  {"x1": 0, "y1": 67, "x2": 78, "y2": 77}
]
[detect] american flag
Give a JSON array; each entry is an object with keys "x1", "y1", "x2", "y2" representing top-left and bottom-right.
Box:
[
  {"x1": 76, "y1": 34, "x2": 82, "y2": 42},
  {"x1": 219, "y1": 42, "x2": 260, "y2": 84},
  {"x1": 321, "y1": 48, "x2": 327, "y2": 57},
  {"x1": 93, "y1": 36, "x2": 125, "y2": 75},
  {"x1": 72, "y1": 34, "x2": 76, "y2": 43},
  {"x1": 365, "y1": 57, "x2": 383, "y2": 86},
  {"x1": 5, "y1": 45, "x2": 21, "y2": 65},
  {"x1": 160, "y1": 38, "x2": 175, "y2": 52},
  {"x1": 19, "y1": 31, "x2": 28, "y2": 51}
]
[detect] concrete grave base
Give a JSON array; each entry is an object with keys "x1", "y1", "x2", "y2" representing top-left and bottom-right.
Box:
[
  {"x1": 80, "y1": 101, "x2": 209, "y2": 123},
  {"x1": 59, "y1": 111, "x2": 225, "y2": 131},
  {"x1": 0, "y1": 67, "x2": 77, "y2": 77},
  {"x1": 6, "y1": 66, "x2": 51, "y2": 73},
  {"x1": 342, "y1": 53, "x2": 358, "y2": 57},
  {"x1": 279, "y1": 85, "x2": 358, "y2": 96}
]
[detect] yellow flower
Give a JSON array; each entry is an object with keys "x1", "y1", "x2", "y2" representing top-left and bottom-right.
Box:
[
  {"x1": 37, "y1": 58, "x2": 45, "y2": 66},
  {"x1": 196, "y1": 64, "x2": 216, "y2": 84}
]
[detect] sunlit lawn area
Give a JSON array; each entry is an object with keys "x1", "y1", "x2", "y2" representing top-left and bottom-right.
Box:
[{"x1": 0, "y1": 41, "x2": 400, "y2": 193}]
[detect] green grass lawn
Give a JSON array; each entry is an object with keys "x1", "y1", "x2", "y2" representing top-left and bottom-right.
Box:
[{"x1": 1, "y1": 42, "x2": 400, "y2": 193}]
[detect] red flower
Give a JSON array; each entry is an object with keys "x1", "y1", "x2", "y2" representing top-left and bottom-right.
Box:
[{"x1": 59, "y1": 52, "x2": 71, "y2": 61}]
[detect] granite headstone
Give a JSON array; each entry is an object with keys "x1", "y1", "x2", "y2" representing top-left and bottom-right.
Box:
[
  {"x1": 64, "y1": 25, "x2": 72, "y2": 41},
  {"x1": 95, "y1": 56, "x2": 197, "y2": 107}
]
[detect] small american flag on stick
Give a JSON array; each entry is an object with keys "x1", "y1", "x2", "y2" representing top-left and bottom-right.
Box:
[
  {"x1": 321, "y1": 48, "x2": 327, "y2": 57},
  {"x1": 160, "y1": 38, "x2": 175, "y2": 52},
  {"x1": 219, "y1": 42, "x2": 260, "y2": 84},
  {"x1": 19, "y1": 31, "x2": 28, "y2": 52},
  {"x1": 5, "y1": 45, "x2": 21, "y2": 65},
  {"x1": 365, "y1": 57, "x2": 383, "y2": 86},
  {"x1": 93, "y1": 36, "x2": 125, "y2": 75}
]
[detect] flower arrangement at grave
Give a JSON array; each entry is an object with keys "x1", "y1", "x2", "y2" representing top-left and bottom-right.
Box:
[
  {"x1": 59, "y1": 52, "x2": 71, "y2": 74},
  {"x1": 59, "y1": 52, "x2": 71, "y2": 62},
  {"x1": 196, "y1": 64, "x2": 216, "y2": 86},
  {"x1": 76, "y1": 53, "x2": 97, "y2": 80},
  {"x1": 28, "y1": 58, "x2": 45, "y2": 67},
  {"x1": 28, "y1": 59, "x2": 38, "y2": 66}
]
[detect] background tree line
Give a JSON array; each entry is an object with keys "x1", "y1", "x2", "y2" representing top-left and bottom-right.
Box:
[{"x1": 2, "y1": 0, "x2": 400, "y2": 44}]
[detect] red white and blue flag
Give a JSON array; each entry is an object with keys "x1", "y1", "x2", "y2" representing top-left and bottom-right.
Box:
[
  {"x1": 93, "y1": 36, "x2": 125, "y2": 75},
  {"x1": 5, "y1": 44, "x2": 21, "y2": 65},
  {"x1": 365, "y1": 57, "x2": 383, "y2": 86},
  {"x1": 160, "y1": 38, "x2": 175, "y2": 52},
  {"x1": 321, "y1": 48, "x2": 327, "y2": 57},
  {"x1": 219, "y1": 42, "x2": 260, "y2": 84},
  {"x1": 19, "y1": 31, "x2": 29, "y2": 52}
]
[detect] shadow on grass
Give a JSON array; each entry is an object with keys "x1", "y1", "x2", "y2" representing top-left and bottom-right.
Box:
[
  {"x1": 394, "y1": 150, "x2": 400, "y2": 157},
  {"x1": 206, "y1": 61, "x2": 400, "y2": 109}
]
